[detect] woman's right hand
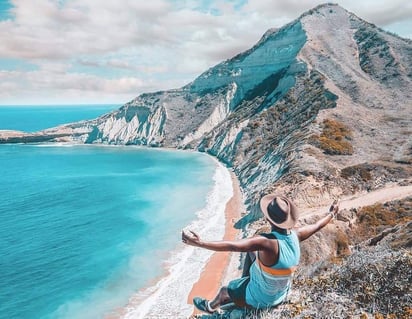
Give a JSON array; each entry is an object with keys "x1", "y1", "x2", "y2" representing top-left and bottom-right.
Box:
[{"x1": 181, "y1": 230, "x2": 201, "y2": 247}]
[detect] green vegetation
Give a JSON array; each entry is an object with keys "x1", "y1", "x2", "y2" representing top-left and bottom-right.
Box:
[{"x1": 340, "y1": 162, "x2": 412, "y2": 194}]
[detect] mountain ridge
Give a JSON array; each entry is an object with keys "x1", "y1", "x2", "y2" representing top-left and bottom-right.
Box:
[
  {"x1": 2, "y1": 2, "x2": 411, "y2": 218},
  {"x1": 1, "y1": 4, "x2": 411, "y2": 316}
]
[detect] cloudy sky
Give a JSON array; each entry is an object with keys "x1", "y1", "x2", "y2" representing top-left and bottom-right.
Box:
[{"x1": 0, "y1": 0, "x2": 411, "y2": 105}]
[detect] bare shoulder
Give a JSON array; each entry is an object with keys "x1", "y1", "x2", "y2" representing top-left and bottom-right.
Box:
[
  {"x1": 249, "y1": 234, "x2": 276, "y2": 250},
  {"x1": 293, "y1": 226, "x2": 308, "y2": 242},
  {"x1": 256, "y1": 235, "x2": 279, "y2": 265}
]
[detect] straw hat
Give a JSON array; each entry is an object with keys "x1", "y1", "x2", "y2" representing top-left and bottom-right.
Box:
[{"x1": 259, "y1": 194, "x2": 299, "y2": 229}]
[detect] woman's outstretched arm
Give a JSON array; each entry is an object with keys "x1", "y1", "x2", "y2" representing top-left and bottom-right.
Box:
[
  {"x1": 182, "y1": 230, "x2": 271, "y2": 252},
  {"x1": 296, "y1": 200, "x2": 339, "y2": 242}
]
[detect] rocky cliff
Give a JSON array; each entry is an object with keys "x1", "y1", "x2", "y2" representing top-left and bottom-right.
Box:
[
  {"x1": 5, "y1": 4, "x2": 410, "y2": 219},
  {"x1": 3, "y1": 3, "x2": 411, "y2": 317}
]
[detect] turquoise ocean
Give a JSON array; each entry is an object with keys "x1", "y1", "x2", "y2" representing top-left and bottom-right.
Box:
[
  {"x1": 0, "y1": 106, "x2": 233, "y2": 319},
  {"x1": 0, "y1": 104, "x2": 120, "y2": 132}
]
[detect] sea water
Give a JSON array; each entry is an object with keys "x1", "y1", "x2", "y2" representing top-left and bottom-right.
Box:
[
  {"x1": 0, "y1": 106, "x2": 233, "y2": 319},
  {"x1": 0, "y1": 104, "x2": 119, "y2": 132}
]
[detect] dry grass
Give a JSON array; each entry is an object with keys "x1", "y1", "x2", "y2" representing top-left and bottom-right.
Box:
[
  {"x1": 312, "y1": 119, "x2": 354, "y2": 155},
  {"x1": 341, "y1": 164, "x2": 372, "y2": 181},
  {"x1": 195, "y1": 198, "x2": 412, "y2": 319},
  {"x1": 354, "y1": 198, "x2": 412, "y2": 241},
  {"x1": 335, "y1": 229, "x2": 351, "y2": 257}
]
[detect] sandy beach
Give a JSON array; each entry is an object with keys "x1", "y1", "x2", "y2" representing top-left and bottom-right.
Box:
[
  {"x1": 106, "y1": 160, "x2": 241, "y2": 319},
  {"x1": 187, "y1": 172, "x2": 244, "y2": 316}
]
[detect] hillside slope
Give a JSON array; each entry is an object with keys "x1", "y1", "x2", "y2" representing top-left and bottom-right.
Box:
[
  {"x1": 2, "y1": 3, "x2": 412, "y2": 318},
  {"x1": 2, "y1": 4, "x2": 410, "y2": 218}
]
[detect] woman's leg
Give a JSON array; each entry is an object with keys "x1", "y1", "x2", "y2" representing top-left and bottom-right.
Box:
[{"x1": 209, "y1": 286, "x2": 231, "y2": 309}]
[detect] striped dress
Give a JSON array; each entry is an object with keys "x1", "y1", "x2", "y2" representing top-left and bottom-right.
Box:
[{"x1": 245, "y1": 230, "x2": 300, "y2": 308}]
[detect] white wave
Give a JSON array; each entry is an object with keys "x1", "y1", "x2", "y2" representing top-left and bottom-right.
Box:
[
  {"x1": 122, "y1": 159, "x2": 233, "y2": 319},
  {"x1": 32, "y1": 142, "x2": 78, "y2": 147}
]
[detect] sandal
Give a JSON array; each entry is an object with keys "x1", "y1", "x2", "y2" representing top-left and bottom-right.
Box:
[{"x1": 193, "y1": 297, "x2": 215, "y2": 314}]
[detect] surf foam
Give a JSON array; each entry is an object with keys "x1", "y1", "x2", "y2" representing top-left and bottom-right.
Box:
[{"x1": 122, "y1": 159, "x2": 233, "y2": 318}]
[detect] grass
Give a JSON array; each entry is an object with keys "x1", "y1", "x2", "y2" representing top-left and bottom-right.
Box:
[
  {"x1": 195, "y1": 197, "x2": 412, "y2": 319},
  {"x1": 341, "y1": 164, "x2": 372, "y2": 181},
  {"x1": 314, "y1": 119, "x2": 353, "y2": 155},
  {"x1": 354, "y1": 198, "x2": 412, "y2": 240}
]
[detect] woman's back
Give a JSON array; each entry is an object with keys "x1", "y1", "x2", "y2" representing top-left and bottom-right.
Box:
[{"x1": 245, "y1": 230, "x2": 300, "y2": 308}]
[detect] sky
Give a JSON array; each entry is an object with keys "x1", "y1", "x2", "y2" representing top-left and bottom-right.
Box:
[{"x1": 0, "y1": 0, "x2": 411, "y2": 105}]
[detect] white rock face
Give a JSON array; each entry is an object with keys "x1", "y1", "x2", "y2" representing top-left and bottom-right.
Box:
[
  {"x1": 89, "y1": 104, "x2": 166, "y2": 145},
  {"x1": 48, "y1": 14, "x2": 307, "y2": 151},
  {"x1": 146, "y1": 106, "x2": 166, "y2": 144},
  {"x1": 215, "y1": 119, "x2": 249, "y2": 155},
  {"x1": 182, "y1": 83, "x2": 237, "y2": 145},
  {"x1": 6, "y1": 4, "x2": 410, "y2": 218},
  {"x1": 101, "y1": 116, "x2": 129, "y2": 141}
]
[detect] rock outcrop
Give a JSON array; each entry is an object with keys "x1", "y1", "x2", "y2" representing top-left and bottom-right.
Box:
[
  {"x1": 3, "y1": 3, "x2": 411, "y2": 318},
  {"x1": 2, "y1": 2, "x2": 411, "y2": 222}
]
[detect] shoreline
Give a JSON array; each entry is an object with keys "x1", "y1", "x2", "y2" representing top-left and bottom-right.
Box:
[
  {"x1": 188, "y1": 171, "x2": 244, "y2": 316},
  {"x1": 114, "y1": 158, "x2": 238, "y2": 318}
]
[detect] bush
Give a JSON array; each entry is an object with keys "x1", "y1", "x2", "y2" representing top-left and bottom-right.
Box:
[
  {"x1": 341, "y1": 164, "x2": 372, "y2": 181},
  {"x1": 335, "y1": 230, "x2": 351, "y2": 257},
  {"x1": 355, "y1": 198, "x2": 412, "y2": 241},
  {"x1": 316, "y1": 119, "x2": 354, "y2": 155}
]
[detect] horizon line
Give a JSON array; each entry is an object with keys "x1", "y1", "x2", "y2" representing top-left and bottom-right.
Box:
[{"x1": 0, "y1": 103, "x2": 123, "y2": 107}]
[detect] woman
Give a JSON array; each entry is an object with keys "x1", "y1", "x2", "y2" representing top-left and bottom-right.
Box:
[{"x1": 182, "y1": 194, "x2": 339, "y2": 313}]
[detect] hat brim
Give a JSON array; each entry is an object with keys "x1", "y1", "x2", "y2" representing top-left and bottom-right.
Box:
[{"x1": 259, "y1": 194, "x2": 299, "y2": 229}]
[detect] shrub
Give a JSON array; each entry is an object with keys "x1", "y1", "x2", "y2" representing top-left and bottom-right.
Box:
[
  {"x1": 341, "y1": 164, "x2": 372, "y2": 181},
  {"x1": 316, "y1": 119, "x2": 354, "y2": 155},
  {"x1": 354, "y1": 198, "x2": 412, "y2": 241},
  {"x1": 335, "y1": 230, "x2": 351, "y2": 256}
]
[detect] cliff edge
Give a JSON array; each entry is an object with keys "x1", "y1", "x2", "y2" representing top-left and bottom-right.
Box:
[
  {"x1": 2, "y1": 4, "x2": 410, "y2": 215},
  {"x1": 2, "y1": 3, "x2": 411, "y2": 317}
]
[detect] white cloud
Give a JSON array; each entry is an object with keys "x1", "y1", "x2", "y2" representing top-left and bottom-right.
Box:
[
  {"x1": 341, "y1": 0, "x2": 412, "y2": 26},
  {"x1": 243, "y1": 0, "x2": 412, "y2": 27},
  {"x1": 0, "y1": 66, "x2": 162, "y2": 104},
  {"x1": 0, "y1": 0, "x2": 175, "y2": 60},
  {"x1": 0, "y1": 0, "x2": 411, "y2": 104}
]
